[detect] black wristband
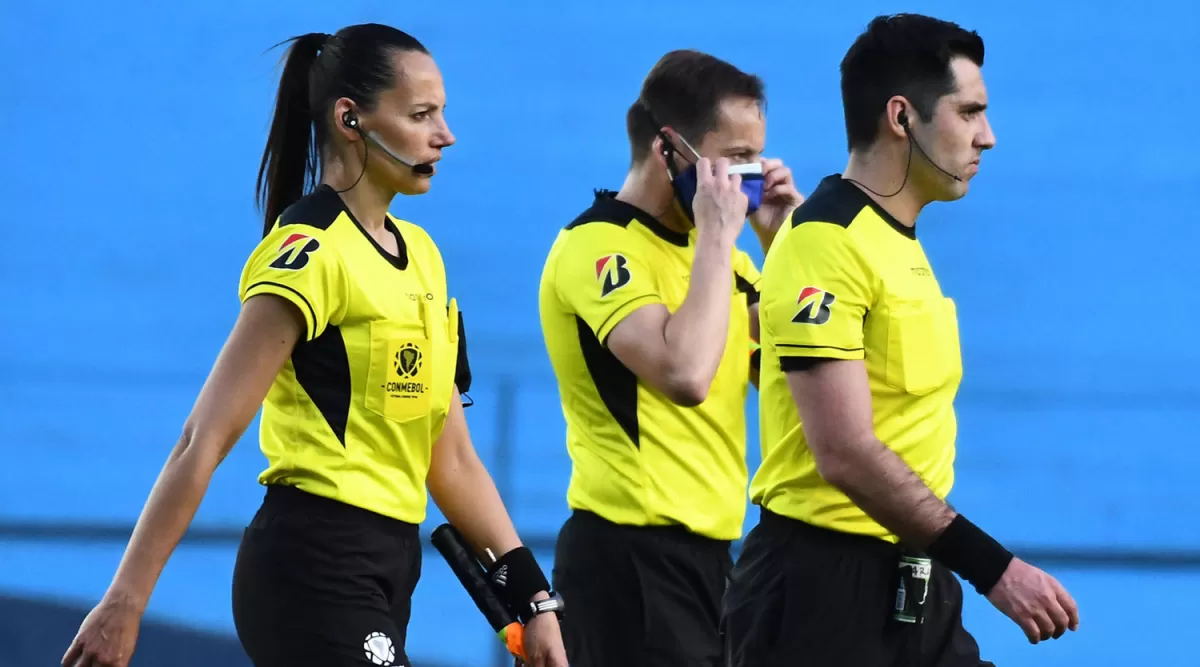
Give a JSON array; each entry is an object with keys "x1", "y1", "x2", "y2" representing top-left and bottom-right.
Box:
[
  {"x1": 926, "y1": 514, "x2": 1014, "y2": 596},
  {"x1": 486, "y1": 547, "x2": 550, "y2": 622}
]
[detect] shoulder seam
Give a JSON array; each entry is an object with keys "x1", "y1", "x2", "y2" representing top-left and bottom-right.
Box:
[
  {"x1": 788, "y1": 181, "x2": 866, "y2": 230},
  {"x1": 791, "y1": 218, "x2": 856, "y2": 229},
  {"x1": 791, "y1": 215, "x2": 857, "y2": 230},
  {"x1": 277, "y1": 186, "x2": 345, "y2": 231},
  {"x1": 564, "y1": 216, "x2": 634, "y2": 231}
]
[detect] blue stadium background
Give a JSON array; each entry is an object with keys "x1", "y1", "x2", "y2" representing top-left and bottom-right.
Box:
[{"x1": 3, "y1": 0, "x2": 1198, "y2": 664}]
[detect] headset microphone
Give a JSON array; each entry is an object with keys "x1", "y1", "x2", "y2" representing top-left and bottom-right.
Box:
[
  {"x1": 342, "y1": 111, "x2": 435, "y2": 176},
  {"x1": 899, "y1": 110, "x2": 962, "y2": 183},
  {"x1": 363, "y1": 131, "x2": 435, "y2": 175}
]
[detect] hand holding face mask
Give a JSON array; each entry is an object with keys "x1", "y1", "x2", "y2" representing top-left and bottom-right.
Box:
[
  {"x1": 660, "y1": 130, "x2": 765, "y2": 228},
  {"x1": 671, "y1": 158, "x2": 766, "y2": 223},
  {"x1": 747, "y1": 158, "x2": 805, "y2": 250},
  {"x1": 691, "y1": 157, "x2": 750, "y2": 245}
]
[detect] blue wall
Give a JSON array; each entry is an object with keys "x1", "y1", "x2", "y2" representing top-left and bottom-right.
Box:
[{"x1": 2, "y1": 0, "x2": 1198, "y2": 665}]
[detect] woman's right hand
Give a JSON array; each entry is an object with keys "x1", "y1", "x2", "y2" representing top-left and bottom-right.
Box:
[{"x1": 61, "y1": 592, "x2": 143, "y2": 667}]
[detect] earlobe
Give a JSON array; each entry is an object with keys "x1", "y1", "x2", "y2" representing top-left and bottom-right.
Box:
[
  {"x1": 885, "y1": 97, "x2": 909, "y2": 138},
  {"x1": 654, "y1": 129, "x2": 681, "y2": 179},
  {"x1": 650, "y1": 135, "x2": 669, "y2": 172},
  {"x1": 333, "y1": 99, "x2": 361, "y2": 141}
]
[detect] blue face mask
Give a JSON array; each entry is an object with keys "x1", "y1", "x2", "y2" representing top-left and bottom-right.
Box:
[{"x1": 668, "y1": 149, "x2": 764, "y2": 223}]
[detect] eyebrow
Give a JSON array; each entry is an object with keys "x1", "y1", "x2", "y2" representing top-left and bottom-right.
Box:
[
  {"x1": 723, "y1": 145, "x2": 760, "y2": 155},
  {"x1": 959, "y1": 101, "x2": 988, "y2": 114}
]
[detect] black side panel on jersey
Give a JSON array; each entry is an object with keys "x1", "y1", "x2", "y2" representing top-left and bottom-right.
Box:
[
  {"x1": 454, "y1": 310, "x2": 472, "y2": 397},
  {"x1": 735, "y1": 273, "x2": 760, "y2": 305},
  {"x1": 575, "y1": 317, "x2": 639, "y2": 448},
  {"x1": 291, "y1": 326, "x2": 352, "y2": 445},
  {"x1": 276, "y1": 185, "x2": 346, "y2": 232}
]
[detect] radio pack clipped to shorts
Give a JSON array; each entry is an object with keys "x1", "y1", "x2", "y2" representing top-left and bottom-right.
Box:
[{"x1": 893, "y1": 555, "x2": 933, "y2": 625}]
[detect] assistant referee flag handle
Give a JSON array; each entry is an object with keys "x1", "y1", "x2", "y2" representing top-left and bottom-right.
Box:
[
  {"x1": 431, "y1": 524, "x2": 527, "y2": 659},
  {"x1": 430, "y1": 524, "x2": 563, "y2": 661}
]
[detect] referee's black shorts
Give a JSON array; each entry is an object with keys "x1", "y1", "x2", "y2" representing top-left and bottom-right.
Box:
[
  {"x1": 232, "y1": 484, "x2": 422, "y2": 667},
  {"x1": 722, "y1": 508, "x2": 993, "y2": 667},
  {"x1": 552, "y1": 510, "x2": 733, "y2": 667}
]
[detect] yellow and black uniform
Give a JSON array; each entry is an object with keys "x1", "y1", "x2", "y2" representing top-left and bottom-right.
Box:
[
  {"x1": 231, "y1": 184, "x2": 472, "y2": 667},
  {"x1": 539, "y1": 190, "x2": 760, "y2": 666},
  {"x1": 540, "y1": 190, "x2": 760, "y2": 539},
  {"x1": 722, "y1": 175, "x2": 989, "y2": 667},
  {"x1": 752, "y1": 176, "x2": 961, "y2": 540}
]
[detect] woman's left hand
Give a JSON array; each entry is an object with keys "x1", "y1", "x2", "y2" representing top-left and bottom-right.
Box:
[{"x1": 517, "y1": 605, "x2": 568, "y2": 667}]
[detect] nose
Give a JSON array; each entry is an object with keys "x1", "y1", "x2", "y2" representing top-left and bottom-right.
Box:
[
  {"x1": 977, "y1": 113, "x2": 996, "y2": 150},
  {"x1": 436, "y1": 117, "x2": 456, "y2": 149}
]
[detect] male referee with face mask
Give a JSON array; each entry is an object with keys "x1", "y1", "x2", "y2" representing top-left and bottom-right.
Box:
[
  {"x1": 722, "y1": 14, "x2": 1080, "y2": 667},
  {"x1": 537, "y1": 50, "x2": 803, "y2": 666}
]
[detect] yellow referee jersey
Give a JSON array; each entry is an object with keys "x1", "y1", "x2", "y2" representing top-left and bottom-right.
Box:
[
  {"x1": 539, "y1": 190, "x2": 760, "y2": 541},
  {"x1": 750, "y1": 175, "x2": 963, "y2": 542},
  {"x1": 237, "y1": 184, "x2": 470, "y2": 524}
]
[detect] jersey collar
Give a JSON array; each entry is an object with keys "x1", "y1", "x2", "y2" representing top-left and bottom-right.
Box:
[
  {"x1": 591, "y1": 189, "x2": 691, "y2": 247},
  {"x1": 315, "y1": 184, "x2": 410, "y2": 269},
  {"x1": 823, "y1": 175, "x2": 917, "y2": 240}
]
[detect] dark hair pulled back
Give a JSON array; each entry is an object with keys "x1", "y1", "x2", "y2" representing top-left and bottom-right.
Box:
[{"x1": 255, "y1": 24, "x2": 428, "y2": 236}]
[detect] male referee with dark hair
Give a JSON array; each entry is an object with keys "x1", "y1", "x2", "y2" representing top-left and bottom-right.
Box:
[
  {"x1": 722, "y1": 14, "x2": 1080, "y2": 666},
  {"x1": 538, "y1": 50, "x2": 803, "y2": 666}
]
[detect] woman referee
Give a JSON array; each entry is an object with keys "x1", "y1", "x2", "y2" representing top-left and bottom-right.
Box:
[{"x1": 62, "y1": 24, "x2": 567, "y2": 667}]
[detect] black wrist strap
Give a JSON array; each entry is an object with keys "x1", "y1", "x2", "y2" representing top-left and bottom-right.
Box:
[
  {"x1": 527, "y1": 591, "x2": 565, "y2": 621},
  {"x1": 486, "y1": 547, "x2": 550, "y2": 622},
  {"x1": 926, "y1": 514, "x2": 1014, "y2": 596}
]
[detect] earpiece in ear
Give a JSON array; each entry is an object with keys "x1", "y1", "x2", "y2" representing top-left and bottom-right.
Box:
[
  {"x1": 898, "y1": 109, "x2": 909, "y2": 129},
  {"x1": 342, "y1": 111, "x2": 359, "y2": 129}
]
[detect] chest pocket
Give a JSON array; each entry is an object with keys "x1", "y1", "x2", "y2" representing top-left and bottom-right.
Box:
[
  {"x1": 365, "y1": 299, "x2": 457, "y2": 425},
  {"x1": 883, "y1": 297, "x2": 963, "y2": 396}
]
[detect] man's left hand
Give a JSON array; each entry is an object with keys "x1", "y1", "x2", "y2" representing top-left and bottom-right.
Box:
[{"x1": 749, "y1": 158, "x2": 805, "y2": 251}]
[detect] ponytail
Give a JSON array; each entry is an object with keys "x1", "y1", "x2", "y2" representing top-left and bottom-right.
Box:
[{"x1": 255, "y1": 32, "x2": 329, "y2": 237}]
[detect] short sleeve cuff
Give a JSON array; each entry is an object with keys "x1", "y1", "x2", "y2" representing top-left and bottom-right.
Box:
[
  {"x1": 594, "y1": 294, "x2": 662, "y2": 344},
  {"x1": 242, "y1": 280, "x2": 321, "y2": 341},
  {"x1": 776, "y1": 343, "x2": 865, "y2": 366}
]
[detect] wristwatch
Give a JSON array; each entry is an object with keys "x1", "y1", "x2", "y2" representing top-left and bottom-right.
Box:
[{"x1": 527, "y1": 591, "x2": 565, "y2": 620}]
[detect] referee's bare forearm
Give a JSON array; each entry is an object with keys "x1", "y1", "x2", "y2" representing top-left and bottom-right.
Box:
[
  {"x1": 819, "y1": 437, "x2": 955, "y2": 549},
  {"x1": 787, "y1": 360, "x2": 954, "y2": 549},
  {"x1": 608, "y1": 230, "x2": 736, "y2": 406},
  {"x1": 661, "y1": 230, "x2": 735, "y2": 389}
]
